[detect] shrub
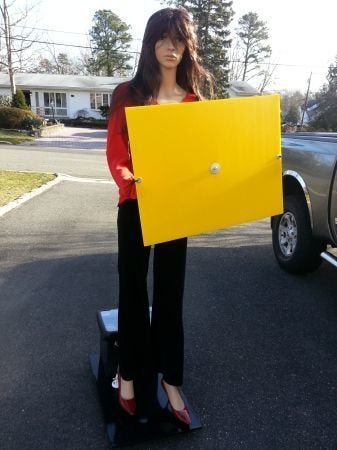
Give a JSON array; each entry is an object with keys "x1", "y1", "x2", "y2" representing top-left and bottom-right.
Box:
[
  {"x1": 99, "y1": 105, "x2": 110, "y2": 118},
  {"x1": 11, "y1": 89, "x2": 28, "y2": 109},
  {"x1": 0, "y1": 106, "x2": 43, "y2": 129},
  {"x1": 61, "y1": 117, "x2": 107, "y2": 129},
  {"x1": 20, "y1": 115, "x2": 43, "y2": 130},
  {"x1": 0, "y1": 95, "x2": 11, "y2": 107}
]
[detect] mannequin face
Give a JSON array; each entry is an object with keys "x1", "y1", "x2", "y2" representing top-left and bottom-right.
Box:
[{"x1": 154, "y1": 33, "x2": 186, "y2": 70}]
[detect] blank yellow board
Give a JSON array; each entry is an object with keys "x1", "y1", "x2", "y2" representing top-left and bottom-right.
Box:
[{"x1": 126, "y1": 94, "x2": 283, "y2": 246}]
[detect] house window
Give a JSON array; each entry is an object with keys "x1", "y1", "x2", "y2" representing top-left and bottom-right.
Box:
[
  {"x1": 34, "y1": 92, "x2": 44, "y2": 116},
  {"x1": 43, "y1": 92, "x2": 67, "y2": 116},
  {"x1": 90, "y1": 92, "x2": 112, "y2": 110}
]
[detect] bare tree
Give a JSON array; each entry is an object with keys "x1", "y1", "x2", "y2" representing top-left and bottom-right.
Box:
[
  {"x1": 257, "y1": 50, "x2": 278, "y2": 93},
  {"x1": 32, "y1": 40, "x2": 81, "y2": 74},
  {"x1": 75, "y1": 51, "x2": 95, "y2": 75},
  {"x1": 229, "y1": 37, "x2": 244, "y2": 80},
  {"x1": 0, "y1": 0, "x2": 39, "y2": 94}
]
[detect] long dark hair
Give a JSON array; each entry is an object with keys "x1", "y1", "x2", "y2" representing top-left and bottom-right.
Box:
[{"x1": 112, "y1": 7, "x2": 213, "y2": 111}]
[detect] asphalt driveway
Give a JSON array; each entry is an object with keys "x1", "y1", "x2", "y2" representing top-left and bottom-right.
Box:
[{"x1": 1, "y1": 140, "x2": 337, "y2": 449}]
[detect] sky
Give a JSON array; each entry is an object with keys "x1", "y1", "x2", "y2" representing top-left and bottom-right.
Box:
[{"x1": 27, "y1": 0, "x2": 337, "y2": 93}]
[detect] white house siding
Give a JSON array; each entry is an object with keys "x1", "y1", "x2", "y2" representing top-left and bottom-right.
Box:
[
  {"x1": 68, "y1": 91, "x2": 89, "y2": 118},
  {"x1": 0, "y1": 88, "x2": 11, "y2": 97},
  {"x1": 30, "y1": 90, "x2": 91, "y2": 119},
  {"x1": 0, "y1": 73, "x2": 129, "y2": 120},
  {"x1": 30, "y1": 90, "x2": 110, "y2": 119}
]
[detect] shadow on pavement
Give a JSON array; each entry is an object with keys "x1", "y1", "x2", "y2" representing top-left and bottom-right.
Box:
[
  {"x1": 0, "y1": 245, "x2": 337, "y2": 449},
  {"x1": 70, "y1": 131, "x2": 107, "y2": 139}
]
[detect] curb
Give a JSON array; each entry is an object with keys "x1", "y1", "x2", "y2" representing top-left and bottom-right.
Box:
[
  {"x1": 0, "y1": 174, "x2": 61, "y2": 218},
  {"x1": 0, "y1": 173, "x2": 115, "y2": 218}
]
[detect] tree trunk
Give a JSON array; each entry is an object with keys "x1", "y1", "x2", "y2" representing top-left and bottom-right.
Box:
[
  {"x1": 241, "y1": 37, "x2": 250, "y2": 81},
  {"x1": 8, "y1": 67, "x2": 16, "y2": 95},
  {"x1": 2, "y1": 0, "x2": 16, "y2": 95}
]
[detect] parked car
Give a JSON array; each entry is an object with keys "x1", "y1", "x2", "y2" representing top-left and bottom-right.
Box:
[{"x1": 271, "y1": 132, "x2": 337, "y2": 274}]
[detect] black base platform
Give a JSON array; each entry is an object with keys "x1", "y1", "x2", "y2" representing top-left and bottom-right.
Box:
[
  {"x1": 90, "y1": 353, "x2": 201, "y2": 447},
  {"x1": 90, "y1": 309, "x2": 201, "y2": 447}
]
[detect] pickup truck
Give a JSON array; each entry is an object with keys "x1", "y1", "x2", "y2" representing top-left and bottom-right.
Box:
[{"x1": 271, "y1": 132, "x2": 337, "y2": 274}]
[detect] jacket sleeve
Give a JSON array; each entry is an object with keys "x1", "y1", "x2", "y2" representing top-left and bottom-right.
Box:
[{"x1": 106, "y1": 101, "x2": 134, "y2": 188}]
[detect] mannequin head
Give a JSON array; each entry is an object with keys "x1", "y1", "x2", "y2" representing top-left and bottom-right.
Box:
[{"x1": 131, "y1": 7, "x2": 211, "y2": 102}]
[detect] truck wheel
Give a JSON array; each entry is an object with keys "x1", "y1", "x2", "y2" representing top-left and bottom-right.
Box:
[{"x1": 272, "y1": 195, "x2": 326, "y2": 274}]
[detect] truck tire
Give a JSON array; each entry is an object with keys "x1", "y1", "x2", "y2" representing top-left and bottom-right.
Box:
[{"x1": 272, "y1": 195, "x2": 326, "y2": 274}]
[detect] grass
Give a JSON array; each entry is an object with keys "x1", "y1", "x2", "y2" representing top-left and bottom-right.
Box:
[
  {"x1": 0, "y1": 130, "x2": 35, "y2": 144},
  {"x1": 0, "y1": 170, "x2": 56, "y2": 207}
]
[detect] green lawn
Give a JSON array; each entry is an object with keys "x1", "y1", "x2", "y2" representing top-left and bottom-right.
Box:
[
  {"x1": 0, "y1": 130, "x2": 35, "y2": 144},
  {"x1": 0, "y1": 170, "x2": 56, "y2": 207}
]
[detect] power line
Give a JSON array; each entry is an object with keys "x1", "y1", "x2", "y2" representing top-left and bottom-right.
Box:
[
  {"x1": 9, "y1": 23, "x2": 143, "y2": 41},
  {"x1": 0, "y1": 35, "x2": 330, "y2": 71},
  {"x1": 229, "y1": 59, "x2": 328, "y2": 69},
  {"x1": 8, "y1": 36, "x2": 140, "y2": 54},
  {"x1": 12, "y1": 24, "x2": 91, "y2": 36}
]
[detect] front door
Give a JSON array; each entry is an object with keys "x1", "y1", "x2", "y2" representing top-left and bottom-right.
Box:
[{"x1": 23, "y1": 90, "x2": 31, "y2": 107}]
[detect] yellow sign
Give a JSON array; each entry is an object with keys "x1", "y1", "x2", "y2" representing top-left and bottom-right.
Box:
[{"x1": 126, "y1": 95, "x2": 282, "y2": 246}]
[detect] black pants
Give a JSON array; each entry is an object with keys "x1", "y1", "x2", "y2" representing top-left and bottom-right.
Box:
[{"x1": 117, "y1": 199, "x2": 187, "y2": 386}]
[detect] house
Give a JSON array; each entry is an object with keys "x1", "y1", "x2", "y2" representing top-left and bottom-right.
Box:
[
  {"x1": 0, "y1": 73, "x2": 259, "y2": 120},
  {"x1": 298, "y1": 99, "x2": 319, "y2": 125},
  {"x1": 0, "y1": 73, "x2": 129, "y2": 119}
]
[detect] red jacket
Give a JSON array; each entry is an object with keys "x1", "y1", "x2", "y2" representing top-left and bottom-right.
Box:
[{"x1": 106, "y1": 82, "x2": 198, "y2": 205}]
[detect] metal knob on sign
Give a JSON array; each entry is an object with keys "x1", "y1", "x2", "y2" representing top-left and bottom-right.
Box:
[{"x1": 209, "y1": 162, "x2": 221, "y2": 175}]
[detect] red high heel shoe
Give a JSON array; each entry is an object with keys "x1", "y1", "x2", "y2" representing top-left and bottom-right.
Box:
[
  {"x1": 161, "y1": 378, "x2": 191, "y2": 425},
  {"x1": 118, "y1": 373, "x2": 136, "y2": 416}
]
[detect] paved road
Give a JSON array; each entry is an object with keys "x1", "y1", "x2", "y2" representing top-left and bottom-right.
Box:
[
  {"x1": 0, "y1": 145, "x2": 110, "y2": 180},
  {"x1": 1, "y1": 135, "x2": 337, "y2": 449},
  {"x1": 0, "y1": 127, "x2": 109, "y2": 179}
]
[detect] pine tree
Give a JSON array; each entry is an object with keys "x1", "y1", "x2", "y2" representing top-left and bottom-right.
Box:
[
  {"x1": 89, "y1": 10, "x2": 133, "y2": 76},
  {"x1": 284, "y1": 104, "x2": 299, "y2": 125},
  {"x1": 310, "y1": 57, "x2": 337, "y2": 131},
  {"x1": 164, "y1": 0, "x2": 234, "y2": 98},
  {"x1": 232, "y1": 12, "x2": 271, "y2": 83},
  {"x1": 11, "y1": 89, "x2": 28, "y2": 109}
]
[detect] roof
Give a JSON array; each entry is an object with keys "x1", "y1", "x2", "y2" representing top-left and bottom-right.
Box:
[
  {"x1": 228, "y1": 80, "x2": 259, "y2": 97},
  {"x1": 300, "y1": 99, "x2": 319, "y2": 111},
  {"x1": 0, "y1": 73, "x2": 130, "y2": 92},
  {"x1": 0, "y1": 73, "x2": 260, "y2": 97}
]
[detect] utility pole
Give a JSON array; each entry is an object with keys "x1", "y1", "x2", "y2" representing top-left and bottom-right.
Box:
[{"x1": 300, "y1": 71, "x2": 312, "y2": 129}]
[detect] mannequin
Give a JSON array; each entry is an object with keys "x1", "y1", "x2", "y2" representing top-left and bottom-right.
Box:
[{"x1": 106, "y1": 7, "x2": 213, "y2": 425}]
